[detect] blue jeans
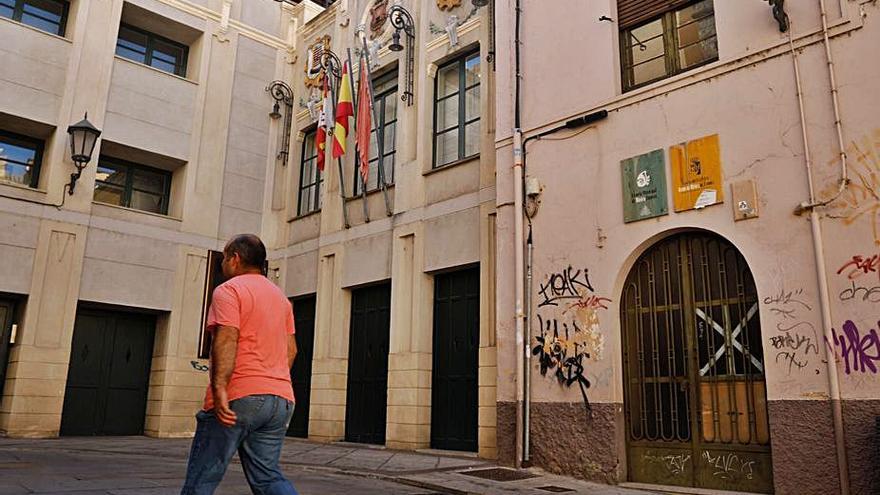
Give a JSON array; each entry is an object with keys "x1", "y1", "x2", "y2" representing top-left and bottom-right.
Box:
[{"x1": 181, "y1": 394, "x2": 298, "y2": 495}]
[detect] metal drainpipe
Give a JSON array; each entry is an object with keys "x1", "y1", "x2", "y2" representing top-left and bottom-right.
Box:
[
  {"x1": 788, "y1": 2, "x2": 850, "y2": 492},
  {"x1": 513, "y1": 128, "x2": 525, "y2": 468},
  {"x1": 524, "y1": 226, "x2": 533, "y2": 465}
]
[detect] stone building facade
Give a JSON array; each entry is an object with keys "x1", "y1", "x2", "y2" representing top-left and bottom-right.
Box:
[
  {"x1": 492, "y1": 0, "x2": 880, "y2": 494},
  {"x1": 0, "y1": 0, "x2": 498, "y2": 460}
]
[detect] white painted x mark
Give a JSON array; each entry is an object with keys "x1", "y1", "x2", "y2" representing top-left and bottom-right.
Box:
[{"x1": 697, "y1": 303, "x2": 763, "y2": 376}]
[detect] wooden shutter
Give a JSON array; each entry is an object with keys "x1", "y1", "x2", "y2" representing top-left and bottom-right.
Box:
[{"x1": 618, "y1": 0, "x2": 692, "y2": 29}]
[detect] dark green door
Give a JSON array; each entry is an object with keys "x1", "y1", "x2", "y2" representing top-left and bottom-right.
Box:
[
  {"x1": 288, "y1": 295, "x2": 316, "y2": 438},
  {"x1": 0, "y1": 299, "x2": 15, "y2": 398},
  {"x1": 61, "y1": 309, "x2": 156, "y2": 436},
  {"x1": 345, "y1": 283, "x2": 391, "y2": 445},
  {"x1": 431, "y1": 267, "x2": 480, "y2": 452}
]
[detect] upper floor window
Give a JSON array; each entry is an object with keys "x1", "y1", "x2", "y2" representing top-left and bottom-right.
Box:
[
  {"x1": 0, "y1": 130, "x2": 43, "y2": 188},
  {"x1": 355, "y1": 71, "x2": 397, "y2": 195},
  {"x1": 94, "y1": 156, "x2": 172, "y2": 215},
  {"x1": 116, "y1": 23, "x2": 188, "y2": 77},
  {"x1": 620, "y1": 0, "x2": 717, "y2": 92},
  {"x1": 0, "y1": 0, "x2": 68, "y2": 36},
  {"x1": 434, "y1": 51, "x2": 480, "y2": 168},
  {"x1": 297, "y1": 130, "x2": 322, "y2": 216}
]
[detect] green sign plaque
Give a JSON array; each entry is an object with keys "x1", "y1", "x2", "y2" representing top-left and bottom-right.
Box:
[{"x1": 621, "y1": 149, "x2": 669, "y2": 223}]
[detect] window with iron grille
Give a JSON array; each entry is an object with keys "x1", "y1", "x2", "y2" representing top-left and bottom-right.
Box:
[
  {"x1": 620, "y1": 0, "x2": 717, "y2": 92},
  {"x1": 297, "y1": 129, "x2": 322, "y2": 216},
  {"x1": 0, "y1": 130, "x2": 43, "y2": 188},
  {"x1": 116, "y1": 23, "x2": 189, "y2": 77},
  {"x1": 433, "y1": 50, "x2": 480, "y2": 168},
  {"x1": 0, "y1": 0, "x2": 68, "y2": 36},
  {"x1": 354, "y1": 70, "x2": 397, "y2": 195},
  {"x1": 94, "y1": 156, "x2": 172, "y2": 215}
]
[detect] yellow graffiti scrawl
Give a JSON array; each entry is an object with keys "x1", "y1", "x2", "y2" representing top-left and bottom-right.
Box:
[{"x1": 824, "y1": 129, "x2": 880, "y2": 244}]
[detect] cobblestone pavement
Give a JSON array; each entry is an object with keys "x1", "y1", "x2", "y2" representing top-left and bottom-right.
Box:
[{"x1": 0, "y1": 437, "x2": 660, "y2": 495}]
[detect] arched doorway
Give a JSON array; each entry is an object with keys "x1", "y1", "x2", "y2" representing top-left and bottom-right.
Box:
[{"x1": 621, "y1": 232, "x2": 773, "y2": 493}]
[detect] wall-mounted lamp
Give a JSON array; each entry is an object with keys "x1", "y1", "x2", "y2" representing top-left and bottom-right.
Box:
[
  {"x1": 266, "y1": 80, "x2": 294, "y2": 164},
  {"x1": 768, "y1": 0, "x2": 788, "y2": 32},
  {"x1": 388, "y1": 5, "x2": 415, "y2": 106},
  {"x1": 66, "y1": 113, "x2": 101, "y2": 195},
  {"x1": 270, "y1": 101, "x2": 282, "y2": 120}
]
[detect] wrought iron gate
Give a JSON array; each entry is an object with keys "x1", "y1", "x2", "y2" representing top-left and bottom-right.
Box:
[{"x1": 621, "y1": 232, "x2": 773, "y2": 493}]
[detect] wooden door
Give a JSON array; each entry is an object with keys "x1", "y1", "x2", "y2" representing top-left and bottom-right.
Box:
[
  {"x1": 288, "y1": 295, "x2": 316, "y2": 438},
  {"x1": 345, "y1": 283, "x2": 391, "y2": 445},
  {"x1": 431, "y1": 267, "x2": 480, "y2": 452},
  {"x1": 61, "y1": 309, "x2": 155, "y2": 436}
]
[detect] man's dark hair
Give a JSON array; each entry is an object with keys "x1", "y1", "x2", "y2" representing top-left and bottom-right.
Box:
[{"x1": 226, "y1": 234, "x2": 266, "y2": 269}]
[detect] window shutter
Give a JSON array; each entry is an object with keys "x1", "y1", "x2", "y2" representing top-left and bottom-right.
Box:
[{"x1": 617, "y1": 0, "x2": 693, "y2": 29}]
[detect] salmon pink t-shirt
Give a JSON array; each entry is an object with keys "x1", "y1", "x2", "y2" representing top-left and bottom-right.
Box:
[{"x1": 202, "y1": 273, "x2": 295, "y2": 411}]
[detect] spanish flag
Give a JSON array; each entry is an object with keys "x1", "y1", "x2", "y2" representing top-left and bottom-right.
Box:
[
  {"x1": 332, "y1": 60, "x2": 354, "y2": 159},
  {"x1": 315, "y1": 75, "x2": 331, "y2": 172}
]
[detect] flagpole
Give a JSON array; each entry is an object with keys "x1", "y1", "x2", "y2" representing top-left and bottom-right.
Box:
[
  {"x1": 348, "y1": 47, "x2": 370, "y2": 223},
  {"x1": 322, "y1": 52, "x2": 350, "y2": 229},
  {"x1": 360, "y1": 36, "x2": 392, "y2": 217}
]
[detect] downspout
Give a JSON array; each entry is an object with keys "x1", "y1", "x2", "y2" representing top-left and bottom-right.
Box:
[
  {"x1": 524, "y1": 225, "x2": 533, "y2": 466},
  {"x1": 788, "y1": 2, "x2": 850, "y2": 492},
  {"x1": 512, "y1": 0, "x2": 526, "y2": 469}
]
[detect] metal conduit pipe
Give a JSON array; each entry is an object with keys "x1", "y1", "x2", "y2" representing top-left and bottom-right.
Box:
[{"x1": 788, "y1": 1, "x2": 850, "y2": 492}]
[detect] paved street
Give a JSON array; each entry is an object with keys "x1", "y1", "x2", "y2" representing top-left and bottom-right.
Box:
[{"x1": 0, "y1": 437, "x2": 656, "y2": 495}]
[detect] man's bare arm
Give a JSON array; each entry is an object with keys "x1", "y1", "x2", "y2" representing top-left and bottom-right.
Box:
[
  {"x1": 287, "y1": 334, "x2": 298, "y2": 369},
  {"x1": 212, "y1": 325, "x2": 239, "y2": 391}
]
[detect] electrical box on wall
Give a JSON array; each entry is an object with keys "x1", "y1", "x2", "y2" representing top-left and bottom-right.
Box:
[{"x1": 731, "y1": 179, "x2": 759, "y2": 221}]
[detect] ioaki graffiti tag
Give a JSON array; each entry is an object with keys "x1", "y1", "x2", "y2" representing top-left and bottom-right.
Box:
[
  {"x1": 826, "y1": 320, "x2": 880, "y2": 375},
  {"x1": 643, "y1": 453, "x2": 691, "y2": 476},
  {"x1": 837, "y1": 253, "x2": 880, "y2": 281},
  {"x1": 702, "y1": 451, "x2": 756, "y2": 480},
  {"x1": 537, "y1": 266, "x2": 594, "y2": 308},
  {"x1": 839, "y1": 280, "x2": 880, "y2": 303}
]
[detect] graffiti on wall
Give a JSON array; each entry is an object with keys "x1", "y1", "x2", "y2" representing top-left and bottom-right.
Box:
[
  {"x1": 823, "y1": 130, "x2": 880, "y2": 244},
  {"x1": 643, "y1": 453, "x2": 691, "y2": 476},
  {"x1": 826, "y1": 320, "x2": 880, "y2": 375},
  {"x1": 702, "y1": 451, "x2": 756, "y2": 481},
  {"x1": 533, "y1": 265, "x2": 610, "y2": 414},
  {"x1": 762, "y1": 286, "x2": 821, "y2": 375}
]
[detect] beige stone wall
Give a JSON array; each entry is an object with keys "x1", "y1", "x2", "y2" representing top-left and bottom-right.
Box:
[
  {"x1": 0, "y1": 0, "x2": 498, "y2": 460},
  {"x1": 279, "y1": 0, "x2": 498, "y2": 457},
  {"x1": 0, "y1": 0, "x2": 300, "y2": 438}
]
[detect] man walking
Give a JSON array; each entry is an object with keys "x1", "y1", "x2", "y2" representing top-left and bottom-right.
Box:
[{"x1": 181, "y1": 234, "x2": 299, "y2": 495}]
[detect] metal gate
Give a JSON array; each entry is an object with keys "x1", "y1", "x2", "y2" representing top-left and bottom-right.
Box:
[
  {"x1": 61, "y1": 309, "x2": 156, "y2": 436},
  {"x1": 288, "y1": 295, "x2": 315, "y2": 438},
  {"x1": 345, "y1": 283, "x2": 391, "y2": 445},
  {"x1": 431, "y1": 267, "x2": 480, "y2": 452},
  {"x1": 621, "y1": 232, "x2": 773, "y2": 493}
]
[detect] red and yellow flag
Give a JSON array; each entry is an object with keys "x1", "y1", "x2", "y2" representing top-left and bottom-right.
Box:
[
  {"x1": 356, "y1": 58, "x2": 372, "y2": 183},
  {"x1": 315, "y1": 76, "x2": 330, "y2": 172},
  {"x1": 332, "y1": 61, "x2": 354, "y2": 159}
]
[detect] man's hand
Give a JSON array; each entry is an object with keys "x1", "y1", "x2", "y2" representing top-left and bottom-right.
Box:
[
  {"x1": 213, "y1": 386, "x2": 237, "y2": 427},
  {"x1": 211, "y1": 325, "x2": 239, "y2": 428}
]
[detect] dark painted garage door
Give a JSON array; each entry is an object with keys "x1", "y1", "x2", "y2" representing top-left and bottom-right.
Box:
[{"x1": 61, "y1": 309, "x2": 156, "y2": 436}]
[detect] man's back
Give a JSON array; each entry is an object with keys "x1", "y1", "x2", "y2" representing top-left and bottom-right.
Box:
[{"x1": 203, "y1": 273, "x2": 295, "y2": 411}]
